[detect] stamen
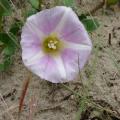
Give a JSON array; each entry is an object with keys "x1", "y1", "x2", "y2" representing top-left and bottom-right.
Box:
[
  {"x1": 48, "y1": 43, "x2": 52, "y2": 48},
  {"x1": 54, "y1": 41, "x2": 58, "y2": 44},
  {"x1": 46, "y1": 39, "x2": 59, "y2": 50},
  {"x1": 42, "y1": 33, "x2": 64, "y2": 55},
  {"x1": 50, "y1": 40, "x2": 53, "y2": 43}
]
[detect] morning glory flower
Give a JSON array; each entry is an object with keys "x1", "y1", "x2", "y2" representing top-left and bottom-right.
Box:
[{"x1": 21, "y1": 6, "x2": 92, "y2": 83}]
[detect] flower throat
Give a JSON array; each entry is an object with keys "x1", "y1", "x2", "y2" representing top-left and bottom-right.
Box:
[{"x1": 42, "y1": 34, "x2": 63, "y2": 56}]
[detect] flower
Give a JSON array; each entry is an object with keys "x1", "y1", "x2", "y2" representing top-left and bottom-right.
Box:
[{"x1": 21, "y1": 6, "x2": 92, "y2": 83}]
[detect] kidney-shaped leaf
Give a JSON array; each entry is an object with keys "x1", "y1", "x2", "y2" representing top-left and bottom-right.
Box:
[{"x1": 82, "y1": 19, "x2": 100, "y2": 32}]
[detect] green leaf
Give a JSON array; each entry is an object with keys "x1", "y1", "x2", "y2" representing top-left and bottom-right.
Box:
[
  {"x1": 0, "y1": 32, "x2": 17, "y2": 47},
  {"x1": 0, "y1": 32, "x2": 16, "y2": 55},
  {"x1": 0, "y1": 32, "x2": 11, "y2": 44},
  {"x1": 0, "y1": 0, "x2": 12, "y2": 16},
  {"x1": 9, "y1": 20, "x2": 22, "y2": 36},
  {"x1": 3, "y1": 45, "x2": 15, "y2": 55},
  {"x1": 78, "y1": 14, "x2": 87, "y2": 21},
  {"x1": 0, "y1": 32, "x2": 17, "y2": 71},
  {"x1": 64, "y1": 0, "x2": 74, "y2": 7},
  {"x1": 82, "y1": 19, "x2": 100, "y2": 32},
  {"x1": 28, "y1": 0, "x2": 39, "y2": 9},
  {"x1": 26, "y1": 8, "x2": 38, "y2": 17}
]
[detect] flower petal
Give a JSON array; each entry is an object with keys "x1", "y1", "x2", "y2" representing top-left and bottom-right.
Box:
[
  {"x1": 21, "y1": 6, "x2": 92, "y2": 83},
  {"x1": 26, "y1": 21, "x2": 45, "y2": 40},
  {"x1": 61, "y1": 47, "x2": 91, "y2": 81},
  {"x1": 21, "y1": 16, "x2": 45, "y2": 44},
  {"x1": 61, "y1": 49, "x2": 79, "y2": 81},
  {"x1": 21, "y1": 36, "x2": 40, "y2": 48},
  {"x1": 26, "y1": 56, "x2": 63, "y2": 83},
  {"x1": 23, "y1": 51, "x2": 45, "y2": 66},
  {"x1": 53, "y1": 7, "x2": 71, "y2": 33},
  {"x1": 53, "y1": 7, "x2": 92, "y2": 46},
  {"x1": 52, "y1": 56, "x2": 66, "y2": 81},
  {"x1": 64, "y1": 41, "x2": 92, "y2": 51},
  {"x1": 78, "y1": 48, "x2": 91, "y2": 69},
  {"x1": 26, "y1": 6, "x2": 69, "y2": 35},
  {"x1": 22, "y1": 45, "x2": 41, "y2": 60}
]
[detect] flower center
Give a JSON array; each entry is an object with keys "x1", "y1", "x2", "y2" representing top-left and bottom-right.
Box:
[
  {"x1": 42, "y1": 33, "x2": 63, "y2": 56},
  {"x1": 47, "y1": 40, "x2": 58, "y2": 50}
]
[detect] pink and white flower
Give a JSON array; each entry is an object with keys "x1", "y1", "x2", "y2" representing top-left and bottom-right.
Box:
[{"x1": 21, "y1": 6, "x2": 92, "y2": 83}]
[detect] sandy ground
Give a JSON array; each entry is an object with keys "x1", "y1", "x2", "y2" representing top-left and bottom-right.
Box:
[{"x1": 0, "y1": 0, "x2": 120, "y2": 120}]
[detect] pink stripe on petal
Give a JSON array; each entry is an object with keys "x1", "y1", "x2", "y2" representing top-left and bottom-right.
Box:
[
  {"x1": 53, "y1": 7, "x2": 71, "y2": 33},
  {"x1": 61, "y1": 28, "x2": 92, "y2": 45},
  {"x1": 55, "y1": 8, "x2": 92, "y2": 46},
  {"x1": 29, "y1": 6, "x2": 67, "y2": 35},
  {"x1": 21, "y1": 25, "x2": 42, "y2": 46},
  {"x1": 26, "y1": 56, "x2": 62, "y2": 83}
]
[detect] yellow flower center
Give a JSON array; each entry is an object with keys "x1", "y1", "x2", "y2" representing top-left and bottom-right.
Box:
[{"x1": 42, "y1": 33, "x2": 63, "y2": 56}]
